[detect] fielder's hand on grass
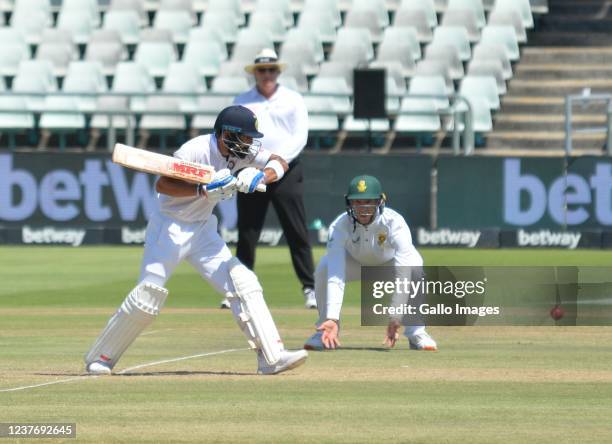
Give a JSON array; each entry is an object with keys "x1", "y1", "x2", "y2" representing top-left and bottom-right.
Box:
[
  {"x1": 383, "y1": 319, "x2": 401, "y2": 348},
  {"x1": 236, "y1": 167, "x2": 265, "y2": 193},
  {"x1": 317, "y1": 319, "x2": 341, "y2": 349}
]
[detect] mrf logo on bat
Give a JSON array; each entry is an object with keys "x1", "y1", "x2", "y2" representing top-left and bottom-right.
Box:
[{"x1": 170, "y1": 161, "x2": 210, "y2": 179}]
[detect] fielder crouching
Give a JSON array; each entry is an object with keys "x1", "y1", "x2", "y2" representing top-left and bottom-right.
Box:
[
  {"x1": 304, "y1": 175, "x2": 437, "y2": 351},
  {"x1": 85, "y1": 105, "x2": 308, "y2": 375}
]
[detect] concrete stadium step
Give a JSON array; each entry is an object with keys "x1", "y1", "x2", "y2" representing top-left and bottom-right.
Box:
[
  {"x1": 520, "y1": 47, "x2": 612, "y2": 64},
  {"x1": 485, "y1": 130, "x2": 606, "y2": 150},
  {"x1": 527, "y1": 32, "x2": 612, "y2": 46},
  {"x1": 515, "y1": 64, "x2": 612, "y2": 80},
  {"x1": 493, "y1": 113, "x2": 606, "y2": 132},
  {"x1": 500, "y1": 96, "x2": 565, "y2": 114},
  {"x1": 539, "y1": 17, "x2": 612, "y2": 32},
  {"x1": 482, "y1": 3, "x2": 612, "y2": 152},
  {"x1": 549, "y1": 2, "x2": 611, "y2": 15},
  {"x1": 507, "y1": 78, "x2": 612, "y2": 97}
]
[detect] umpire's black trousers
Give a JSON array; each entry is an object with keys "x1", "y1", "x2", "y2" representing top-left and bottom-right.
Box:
[{"x1": 236, "y1": 158, "x2": 315, "y2": 290}]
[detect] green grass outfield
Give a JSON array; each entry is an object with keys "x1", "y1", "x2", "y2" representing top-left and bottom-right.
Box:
[{"x1": 2, "y1": 247, "x2": 612, "y2": 443}]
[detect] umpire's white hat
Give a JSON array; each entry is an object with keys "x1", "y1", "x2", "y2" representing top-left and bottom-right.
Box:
[{"x1": 244, "y1": 48, "x2": 287, "y2": 73}]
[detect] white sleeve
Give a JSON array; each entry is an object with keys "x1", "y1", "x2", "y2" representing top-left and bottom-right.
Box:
[
  {"x1": 282, "y1": 92, "x2": 309, "y2": 164},
  {"x1": 389, "y1": 216, "x2": 423, "y2": 321},
  {"x1": 173, "y1": 140, "x2": 197, "y2": 162},
  {"x1": 392, "y1": 217, "x2": 423, "y2": 267},
  {"x1": 252, "y1": 147, "x2": 273, "y2": 169},
  {"x1": 326, "y1": 221, "x2": 349, "y2": 320}
]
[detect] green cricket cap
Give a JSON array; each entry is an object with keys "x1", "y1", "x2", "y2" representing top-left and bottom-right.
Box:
[{"x1": 346, "y1": 175, "x2": 383, "y2": 200}]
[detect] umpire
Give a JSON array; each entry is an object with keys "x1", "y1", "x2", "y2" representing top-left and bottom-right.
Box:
[{"x1": 233, "y1": 48, "x2": 316, "y2": 309}]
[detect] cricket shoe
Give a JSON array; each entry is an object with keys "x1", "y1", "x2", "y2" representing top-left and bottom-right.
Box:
[
  {"x1": 408, "y1": 331, "x2": 438, "y2": 351},
  {"x1": 257, "y1": 349, "x2": 308, "y2": 375},
  {"x1": 303, "y1": 331, "x2": 325, "y2": 351},
  {"x1": 303, "y1": 288, "x2": 317, "y2": 309},
  {"x1": 220, "y1": 298, "x2": 231, "y2": 309},
  {"x1": 86, "y1": 361, "x2": 112, "y2": 375}
]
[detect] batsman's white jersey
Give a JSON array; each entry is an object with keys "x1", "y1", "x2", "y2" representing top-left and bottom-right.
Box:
[
  {"x1": 142, "y1": 134, "x2": 271, "y2": 289},
  {"x1": 319, "y1": 208, "x2": 423, "y2": 321},
  {"x1": 85, "y1": 133, "x2": 309, "y2": 372},
  {"x1": 158, "y1": 134, "x2": 271, "y2": 223}
]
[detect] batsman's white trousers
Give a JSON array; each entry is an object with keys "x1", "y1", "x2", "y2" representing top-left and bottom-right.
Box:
[
  {"x1": 315, "y1": 252, "x2": 425, "y2": 337},
  {"x1": 139, "y1": 213, "x2": 233, "y2": 293}
]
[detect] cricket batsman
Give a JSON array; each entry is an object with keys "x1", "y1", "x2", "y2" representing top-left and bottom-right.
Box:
[
  {"x1": 304, "y1": 175, "x2": 437, "y2": 351},
  {"x1": 85, "y1": 105, "x2": 308, "y2": 375}
]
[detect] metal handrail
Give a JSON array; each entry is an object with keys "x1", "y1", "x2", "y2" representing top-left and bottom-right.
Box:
[{"x1": 564, "y1": 92, "x2": 612, "y2": 156}]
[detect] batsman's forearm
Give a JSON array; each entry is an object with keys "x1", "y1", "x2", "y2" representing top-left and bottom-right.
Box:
[
  {"x1": 263, "y1": 156, "x2": 288, "y2": 183},
  {"x1": 156, "y1": 177, "x2": 199, "y2": 197}
]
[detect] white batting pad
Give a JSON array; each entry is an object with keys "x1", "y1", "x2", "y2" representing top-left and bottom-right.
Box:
[
  {"x1": 84, "y1": 282, "x2": 169, "y2": 369},
  {"x1": 227, "y1": 258, "x2": 284, "y2": 365}
]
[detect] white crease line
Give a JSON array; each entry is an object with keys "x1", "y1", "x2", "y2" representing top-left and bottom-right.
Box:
[
  {"x1": 0, "y1": 375, "x2": 100, "y2": 393},
  {"x1": 117, "y1": 348, "x2": 249, "y2": 374},
  {"x1": 0, "y1": 348, "x2": 248, "y2": 393}
]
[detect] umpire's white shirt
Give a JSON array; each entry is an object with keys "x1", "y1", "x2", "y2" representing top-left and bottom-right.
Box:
[
  {"x1": 156, "y1": 133, "x2": 271, "y2": 223},
  {"x1": 233, "y1": 85, "x2": 308, "y2": 163},
  {"x1": 324, "y1": 208, "x2": 423, "y2": 320}
]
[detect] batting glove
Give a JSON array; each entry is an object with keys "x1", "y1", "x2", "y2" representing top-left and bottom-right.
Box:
[
  {"x1": 198, "y1": 168, "x2": 237, "y2": 202},
  {"x1": 236, "y1": 167, "x2": 265, "y2": 193}
]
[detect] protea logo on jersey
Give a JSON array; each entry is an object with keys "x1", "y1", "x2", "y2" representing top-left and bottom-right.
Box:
[{"x1": 171, "y1": 162, "x2": 209, "y2": 178}]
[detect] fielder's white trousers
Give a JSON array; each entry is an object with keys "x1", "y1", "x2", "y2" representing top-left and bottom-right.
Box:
[
  {"x1": 139, "y1": 212, "x2": 234, "y2": 294},
  {"x1": 315, "y1": 252, "x2": 425, "y2": 337}
]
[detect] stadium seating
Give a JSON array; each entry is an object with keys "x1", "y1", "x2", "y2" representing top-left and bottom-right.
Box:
[
  {"x1": 0, "y1": 0, "x2": 551, "y2": 150},
  {"x1": 63, "y1": 61, "x2": 108, "y2": 111},
  {"x1": 431, "y1": 26, "x2": 471, "y2": 61},
  {"x1": 488, "y1": 8, "x2": 527, "y2": 43},
  {"x1": 302, "y1": 0, "x2": 342, "y2": 28},
  {"x1": 446, "y1": 0, "x2": 486, "y2": 28},
  {"x1": 182, "y1": 40, "x2": 226, "y2": 77},
  {"x1": 480, "y1": 25, "x2": 520, "y2": 61},
  {"x1": 472, "y1": 42, "x2": 513, "y2": 79},
  {"x1": 459, "y1": 75, "x2": 500, "y2": 110},
  {"x1": 440, "y1": 9, "x2": 481, "y2": 42},
  {"x1": 398, "y1": 0, "x2": 438, "y2": 28},
  {"x1": 85, "y1": 30, "x2": 127, "y2": 76},
  {"x1": 297, "y1": 10, "x2": 337, "y2": 43},
  {"x1": 467, "y1": 58, "x2": 507, "y2": 94},
  {"x1": 153, "y1": 10, "x2": 193, "y2": 44},
  {"x1": 393, "y1": 8, "x2": 433, "y2": 43},
  {"x1": 109, "y1": 0, "x2": 148, "y2": 26},
  {"x1": 495, "y1": 0, "x2": 534, "y2": 29},
  {"x1": 103, "y1": 10, "x2": 141, "y2": 45},
  {"x1": 248, "y1": 11, "x2": 288, "y2": 43},
  {"x1": 424, "y1": 43, "x2": 464, "y2": 80}
]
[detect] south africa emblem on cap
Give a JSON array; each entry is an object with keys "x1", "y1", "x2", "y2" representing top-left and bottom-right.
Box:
[{"x1": 357, "y1": 180, "x2": 367, "y2": 193}]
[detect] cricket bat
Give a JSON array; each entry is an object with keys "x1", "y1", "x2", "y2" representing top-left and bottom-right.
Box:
[
  {"x1": 112, "y1": 143, "x2": 267, "y2": 192},
  {"x1": 112, "y1": 143, "x2": 215, "y2": 184}
]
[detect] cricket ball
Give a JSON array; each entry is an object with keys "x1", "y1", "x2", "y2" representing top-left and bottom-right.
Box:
[{"x1": 550, "y1": 305, "x2": 564, "y2": 321}]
